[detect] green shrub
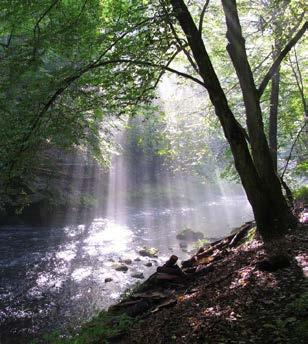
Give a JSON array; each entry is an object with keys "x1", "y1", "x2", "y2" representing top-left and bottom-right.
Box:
[{"x1": 294, "y1": 186, "x2": 308, "y2": 202}]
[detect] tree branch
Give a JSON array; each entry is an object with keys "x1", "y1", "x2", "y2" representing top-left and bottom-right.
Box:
[
  {"x1": 198, "y1": 0, "x2": 210, "y2": 33},
  {"x1": 281, "y1": 122, "x2": 307, "y2": 179},
  {"x1": 153, "y1": 47, "x2": 185, "y2": 88},
  {"x1": 33, "y1": 0, "x2": 60, "y2": 35},
  {"x1": 7, "y1": 51, "x2": 205, "y2": 176},
  {"x1": 258, "y1": 21, "x2": 307, "y2": 97},
  {"x1": 32, "y1": 0, "x2": 61, "y2": 58},
  {"x1": 161, "y1": 1, "x2": 199, "y2": 74},
  {"x1": 93, "y1": 58, "x2": 206, "y2": 87},
  {"x1": 289, "y1": 48, "x2": 307, "y2": 116}
]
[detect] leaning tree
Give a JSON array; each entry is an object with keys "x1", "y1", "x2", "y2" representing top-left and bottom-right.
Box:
[{"x1": 152, "y1": 0, "x2": 306, "y2": 241}]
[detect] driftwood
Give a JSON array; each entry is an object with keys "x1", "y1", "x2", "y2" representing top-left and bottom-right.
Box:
[
  {"x1": 181, "y1": 221, "x2": 255, "y2": 268},
  {"x1": 151, "y1": 299, "x2": 177, "y2": 314}
]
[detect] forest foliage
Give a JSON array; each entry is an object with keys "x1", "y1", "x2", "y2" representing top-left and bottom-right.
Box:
[{"x1": 0, "y1": 0, "x2": 306, "y2": 211}]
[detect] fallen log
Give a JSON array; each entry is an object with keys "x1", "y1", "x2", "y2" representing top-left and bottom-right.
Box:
[{"x1": 229, "y1": 222, "x2": 253, "y2": 247}]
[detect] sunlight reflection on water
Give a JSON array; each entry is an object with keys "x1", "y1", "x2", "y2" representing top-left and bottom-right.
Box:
[{"x1": 84, "y1": 219, "x2": 133, "y2": 255}]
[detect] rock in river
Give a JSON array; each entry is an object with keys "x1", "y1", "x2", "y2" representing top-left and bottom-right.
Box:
[
  {"x1": 131, "y1": 272, "x2": 144, "y2": 279},
  {"x1": 113, "y1": 263, "x2": 128, "y2": 272},
  {"x1": 138, "y1": 246, "x2": 159, "y2": 258},
  {"x1": 176, "y1": 228, "x2": 204, "y2": 241}
]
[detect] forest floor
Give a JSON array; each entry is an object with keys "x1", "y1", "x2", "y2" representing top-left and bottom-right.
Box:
[{"x1": 105, "y1": 225, "x2": 308, "y2": 344}]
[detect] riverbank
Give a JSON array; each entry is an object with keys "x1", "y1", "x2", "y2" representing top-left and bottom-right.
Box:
[{"x1": 56, "y1": 223, "x2": 308, "y2": 344}]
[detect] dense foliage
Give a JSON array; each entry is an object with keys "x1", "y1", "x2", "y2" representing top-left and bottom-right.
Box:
[{"x1": 0, "y1": 0, "x2": 306, "y2": 215}]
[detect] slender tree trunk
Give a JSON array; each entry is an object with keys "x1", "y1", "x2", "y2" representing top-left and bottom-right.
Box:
[
  {"x1": 170, "y1": 0, "x2": 297, "y2": 241},
  {"x1": 269, "y1": 43, "x2": 281, "y2": 171},
  {"x1": 269, "y1": 68, "x2": 280, "y2": 171}
]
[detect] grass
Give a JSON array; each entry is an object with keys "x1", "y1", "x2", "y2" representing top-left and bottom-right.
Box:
[{"x1": 38, "y1": 311, "x2": 134, "y2": 344}]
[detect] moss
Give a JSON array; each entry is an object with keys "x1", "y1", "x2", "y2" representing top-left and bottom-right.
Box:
[
  {"x1": 192, "y1": 238, "x2": 210, "y2": 249},
  {"x1": 138, "y1": 246, "x2": 159, "y2": 257},
  {"x1": 245, "y1": 227, "x2": 257, "y2": 243}
]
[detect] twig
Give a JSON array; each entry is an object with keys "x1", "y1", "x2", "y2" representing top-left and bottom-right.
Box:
[{"x1": 198, "y1": 0, "x2": 210, "y2": 34}]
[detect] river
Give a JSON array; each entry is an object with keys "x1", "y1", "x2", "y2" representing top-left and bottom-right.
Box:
[{"x1": 0, "y1": 188, "x2": 252, "y2": 343}]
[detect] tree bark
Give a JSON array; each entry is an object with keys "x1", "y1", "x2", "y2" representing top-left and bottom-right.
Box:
[{"x1": 170, "y1": 0, "x2": 297, "y2": 241}]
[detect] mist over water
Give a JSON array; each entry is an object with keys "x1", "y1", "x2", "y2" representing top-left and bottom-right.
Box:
[
  {"x1": 0, "y1": 159, "x2": 252, "y2": 343},
  {"x1": 0, "y1": 78, "x2": 253, "y2": 343}
]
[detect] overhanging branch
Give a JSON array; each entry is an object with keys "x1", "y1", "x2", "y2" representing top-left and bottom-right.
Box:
[{"x1": 258, "y1": 21, "x2": 307, "y2": 97}]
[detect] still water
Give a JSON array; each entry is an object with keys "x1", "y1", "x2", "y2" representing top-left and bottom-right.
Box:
[{"x1": 0, "y1": 192, "x2": 252, "y2": 343}]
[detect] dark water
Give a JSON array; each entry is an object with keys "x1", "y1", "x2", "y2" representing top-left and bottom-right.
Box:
[{"x1": 0, "y1": 194, "x2": 252, "y2": 343}]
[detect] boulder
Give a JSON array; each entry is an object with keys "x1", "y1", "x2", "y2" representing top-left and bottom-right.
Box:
[
  {"x1": 176, "y1": 229, "x2": 204, "y2": 241},
  {"x1": 155, "y1": 273, "x2": 181, "y2": 281},
  {"x1": 105, "y1": 278, "x2": 113, "y2": 283},
  {"x1": 157, "y1": 265, "x2": 185, "y2": 277},
  {"x1": 181, "y1": 256, "x2": 197, "y2": 268},
  {"x1": 165, "y1": 255, "x2": 178, "y2": 267}
]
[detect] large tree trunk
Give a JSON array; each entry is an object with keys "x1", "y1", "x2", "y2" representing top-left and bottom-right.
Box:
[
  {"x1": 169, "y1": 0, "x2": 297, "y2": 241},
  {"x1": 220, "y1": 0, "x2": 296, "y2": 231}
]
